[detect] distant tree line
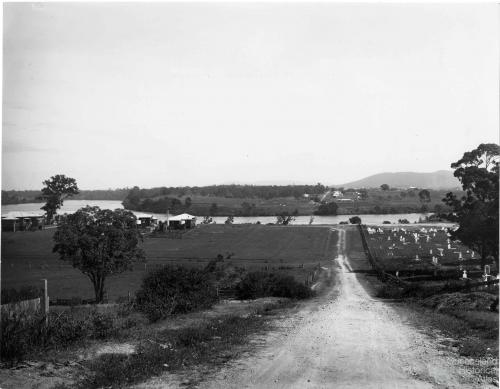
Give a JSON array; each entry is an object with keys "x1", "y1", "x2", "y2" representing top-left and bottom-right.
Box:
[
  {"x1": 122, "y1": 186, "x2": 192, "y2": 214},
  {"x1": 2, "y1": 188, "x2": 130, "y2": 204},
  {"x1": 122, "y1": 183, "x2": 327, "y2": 200}
]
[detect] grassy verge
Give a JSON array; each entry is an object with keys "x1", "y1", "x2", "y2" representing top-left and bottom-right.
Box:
[
  {"x1": 71, "y1": 300, "x2": 289, "y2": 388},
  {"x1": 374, "y1": 284, "x2": 499, "y2": 386}
]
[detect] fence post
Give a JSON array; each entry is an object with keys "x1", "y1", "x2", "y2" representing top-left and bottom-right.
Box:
[{"x1": 41, "y1": 278, "x2": 49, "y2": 326}]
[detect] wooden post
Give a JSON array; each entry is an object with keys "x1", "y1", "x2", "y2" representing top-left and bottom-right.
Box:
[{"x1": 41, "y1": 278, "x2": 49, "y2": 326}]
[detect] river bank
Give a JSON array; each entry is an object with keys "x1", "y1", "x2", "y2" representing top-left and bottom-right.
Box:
[{"x1": 1, "y1": 200, "x2": 447, "y2": 225}]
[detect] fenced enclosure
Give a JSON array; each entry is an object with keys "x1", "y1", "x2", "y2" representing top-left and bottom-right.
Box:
[{"x1": 357, "y1": 224, "x2": 499, "y2": 294}]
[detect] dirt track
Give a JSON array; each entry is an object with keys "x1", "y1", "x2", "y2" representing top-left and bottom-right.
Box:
[{"x1": 203, "y1": 227, "x2": 494, "y2": 389}]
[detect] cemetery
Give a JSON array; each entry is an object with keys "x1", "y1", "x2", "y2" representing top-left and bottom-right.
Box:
[{"x1": 360, "y1": 225, "x2": 498, "y2": 283}]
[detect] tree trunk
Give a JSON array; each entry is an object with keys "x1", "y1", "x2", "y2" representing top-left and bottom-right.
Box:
[{"x1": 91, "y1": 274, "x2": 106, "y2": 303}]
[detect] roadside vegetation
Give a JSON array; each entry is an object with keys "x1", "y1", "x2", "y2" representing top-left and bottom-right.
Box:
[{"x1": 368, "y1": 143, "x2": 499, "y2": 382}]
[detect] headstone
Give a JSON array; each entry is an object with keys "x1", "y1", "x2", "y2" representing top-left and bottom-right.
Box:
[
  {"x1": 429, "y1": 249, "x2": 432, "y2": 255},
  {"x1": 438, "y1": 248, "x2": 444, "y2": 256},
  {"x1": 458, "y1": 252, "x2": 463, "y2": 260},
  {"x1": 462, "y1": 270, "x2": 467, "y2": 279},
  {"x1": 484, "y1": 265, "x2": 490, "y2": 275},
  {"x1": 415, "y1": 254, "x2": 420, "y2": 260}
]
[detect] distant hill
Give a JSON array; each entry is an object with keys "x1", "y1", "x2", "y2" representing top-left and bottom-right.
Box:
[{"x1": 337, "y1": 170, "x2": 461, "y2": 190}]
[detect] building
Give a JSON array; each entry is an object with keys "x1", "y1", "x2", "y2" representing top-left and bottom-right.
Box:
[
  {"x1": 135, "y1": 213, "x2": 159, "y2": 228},
  {"x1": 1, "y1": 211, "x2": 46, "y2": 232},
  {"x1": 167, "y1": 213, "x2": 196, "y2": 230}
]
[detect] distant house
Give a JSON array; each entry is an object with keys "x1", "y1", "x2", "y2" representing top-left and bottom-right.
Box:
[
  {"x1": 1, "y1": 211, "x2": 45, "y2": 232},
  {"x1": 135, "y1": 213, "x2": 159, "y2": 228},
  {"x1": 167, "y1": 213, "x2": 196, "y2": 230},
  {"x1": 332, "y1": 191, "x2": 343, "y2": 198}
]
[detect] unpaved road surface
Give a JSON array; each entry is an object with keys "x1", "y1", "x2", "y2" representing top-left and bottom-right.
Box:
[{"x1": 204, "y1": 227, "x2": 493, "y2": 389}]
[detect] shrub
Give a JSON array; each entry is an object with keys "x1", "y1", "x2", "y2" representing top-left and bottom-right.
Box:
[
  {"x1": 91, "y1": 312, "x2": 116, "y2": 339},
  {"x1": 135, "y1": 266, "x2": 218, "y2": 322},
  {"x1": 0, "y1": 312, "x2": 35, "y2": 364},
  {"x1": 1, "y1": 309, "x2": 120, "y2": 364},
  {"x1": 349, "y1": 216, "x2": 362, "y2": 224},
  {"x1": 235, "y1": 272, "x2": 314, "y2": 300}
]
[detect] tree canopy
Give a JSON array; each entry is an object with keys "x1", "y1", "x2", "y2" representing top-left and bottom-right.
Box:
[
  {"x1": 314, "y1": 201, "x2": 338, "y2": 216},
  {"x1": 418, "y1": 189, "x2": 431, "y2": 203},
  {"x1": 443, "y1": 143, "x2": 499, "y2": 266},
  {"x1": 53, "y1": 206, "x2": 145, "y2": 303},
  {"x1": 40, "y1": 175, "x2": 79, "y2": 222},
  {"x1": 349, "y1": 216, "x2": 362, "y2": 224}
]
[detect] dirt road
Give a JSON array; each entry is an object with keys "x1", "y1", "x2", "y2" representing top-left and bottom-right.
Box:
[{"x1": 203, "y1": 227, "x2": 492, "y2": 389}]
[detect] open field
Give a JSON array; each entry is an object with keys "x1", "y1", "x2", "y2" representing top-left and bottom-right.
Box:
[
  {"x1": 361, "y1": 225, "x2": 494, "y2": 275},
  {"x1": 1, "y1": 225, "x2": 337, "y2": 301}
]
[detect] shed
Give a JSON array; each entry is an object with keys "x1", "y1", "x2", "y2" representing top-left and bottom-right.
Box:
[
  {"x1": 167, "y1": 213, "x2": 196, "y2": 230},
  {"x1": 1, "y1": 211, "x2": 45, "y2": 231},
  {"x1": 134, "y1": 213, "x2": 158, "y2": 227}
]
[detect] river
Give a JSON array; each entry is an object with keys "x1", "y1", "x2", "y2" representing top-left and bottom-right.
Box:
[{"x1": 1, "y1": 200, "x2": 442, "y2": 225}]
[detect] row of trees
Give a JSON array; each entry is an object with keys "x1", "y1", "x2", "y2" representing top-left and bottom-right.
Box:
[{"x1": 122, "y1": 183, "x2": 327, "y2": 201}]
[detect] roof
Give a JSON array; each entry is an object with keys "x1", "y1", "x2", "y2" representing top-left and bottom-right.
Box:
[
  {"x1": 2, "y1": 211, "x2": 45, "y2": 219},
  {"x1": 168, "y1": 213, "x2": 196, "y2": 221},
  {"x1": 135, "y1": 213, "x2": 158, "y2": 219}
]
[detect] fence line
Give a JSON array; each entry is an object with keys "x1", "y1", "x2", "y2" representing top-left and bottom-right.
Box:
[
  {"x1": 1, "y1": 297, "x2": 41, "y2": 319},
  {"x1": 357, "y1": 224, "x2": 407, "y2": 286}
]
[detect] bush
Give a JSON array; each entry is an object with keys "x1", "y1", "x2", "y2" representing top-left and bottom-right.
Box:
[
  {"x1": 1, "y1": 309, "x2": 119, "y2": 364},
  {"x1": 349, "y1": 216, "x2": 362, "y2": 224},
  {"x1": 235, "y1": 271, "x2": 314, "y2": 300},
  {"x1": 135, "y1": 266, "x2": 218, "y2": 322}
]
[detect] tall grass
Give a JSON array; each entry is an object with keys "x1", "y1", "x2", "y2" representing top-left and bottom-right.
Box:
[{"x1": 81, "y1": 311, "x2": 275, "y2": 388}]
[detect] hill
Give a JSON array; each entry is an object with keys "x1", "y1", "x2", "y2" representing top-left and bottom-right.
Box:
[{"x1": 337, "y1": 170, "x2": 460, "y2": 190}]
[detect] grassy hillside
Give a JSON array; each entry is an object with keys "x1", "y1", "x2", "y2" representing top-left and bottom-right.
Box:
[{"x1": 339, "y1": 170, "x2": 460, "y2": 190}]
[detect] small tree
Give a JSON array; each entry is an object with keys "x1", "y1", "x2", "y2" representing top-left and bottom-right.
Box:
[
  {"x1": 53, "y1": 206, "x2": 145, "y2": 303},
  {"x1": 225, "y1": 216, "x2": 234, "y2": 225},
  {"x1": 314, "y1": 201, "x2": 338, "y2": 215},
  {"x1": 349, "y1": 216, "x2": 362, "y2": 224},
  {"x1": 201, "y1": 216, "x2": 213, "y2": 224},
  {"x1": 380, "y1": 184, "x2": 390, "y2": 191},
  {"x1": 40, "y1": 175, "x2": 79, "y2": 223},
  {"x1": 276, "y1": 212, "x2": 295, "y2": 225},
  {"x1": 418, "y1": 189, "x2": 431, "y2": 203}
]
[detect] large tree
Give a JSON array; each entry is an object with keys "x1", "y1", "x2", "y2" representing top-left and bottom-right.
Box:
[
  {"x1": 418, "y1": 189, "x2": 431, "y2": 203},
  {"x1": 40, "y1": 175, "x2": 79, "y2": 223},
  {"x1": 443, "y1": 143, "x2": 499, "y2": 267},
  {"x1": 53, "y1": 206, "x2": 145, "y2": 303}
]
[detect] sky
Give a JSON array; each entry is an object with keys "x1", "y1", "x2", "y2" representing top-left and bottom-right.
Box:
[{"x1": 2, "y1": 2, "x2": 499, "y2": 190}]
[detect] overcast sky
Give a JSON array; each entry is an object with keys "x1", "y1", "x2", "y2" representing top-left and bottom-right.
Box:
[{"x1": 2, "y1": 2, "x2": 499, "y2": 190}]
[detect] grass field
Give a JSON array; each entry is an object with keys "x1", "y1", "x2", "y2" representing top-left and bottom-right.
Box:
[
  {"x1": 362, "y1": 225, "x2": 492, "y2": 275},
  {"x1": 1, "y1": 225, "x2": 337, "y2": 301}
]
